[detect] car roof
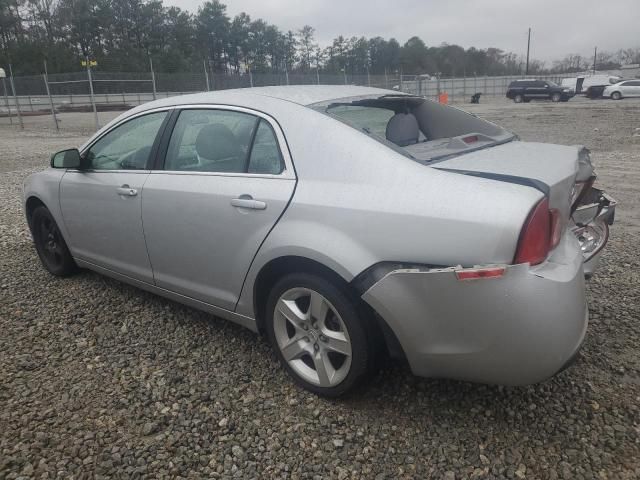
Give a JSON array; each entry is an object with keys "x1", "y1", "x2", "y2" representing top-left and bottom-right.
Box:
[{"x1": 144, "y1": 85, "x2": 403, "y2": 109}]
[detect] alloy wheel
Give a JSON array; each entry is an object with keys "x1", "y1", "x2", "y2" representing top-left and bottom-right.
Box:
[
  {"x1": 38, "y1": 215, "x2": 64, "y2": 268},
  {"x1": 272, "y1": 287, "x2": 352, "y2": 387}
]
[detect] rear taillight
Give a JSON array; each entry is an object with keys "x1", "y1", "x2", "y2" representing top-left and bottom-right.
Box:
[{"x1": 514, "y1": 197, "x2": 561, "y2": 266}]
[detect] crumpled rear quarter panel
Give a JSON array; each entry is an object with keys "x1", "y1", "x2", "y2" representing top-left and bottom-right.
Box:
[{"x1": 362, "y1": 232, "x2": 588, "y2": 385}]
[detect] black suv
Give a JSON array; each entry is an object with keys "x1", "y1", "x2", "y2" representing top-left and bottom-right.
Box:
[{"x1": 506, "y1": 79, "x2": 574, "y2": 103}]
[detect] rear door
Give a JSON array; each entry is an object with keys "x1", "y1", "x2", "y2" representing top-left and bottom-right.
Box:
[{"x1": 142, "y1": 106, "x2": 296, "y2": 311}]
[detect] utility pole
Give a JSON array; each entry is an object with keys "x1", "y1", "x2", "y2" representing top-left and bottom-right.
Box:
[
  {"x1": 0, "y1": 68, "x2": 12, "y2": 125},
  {"x1": 149, "y1": 55, "x2": 157, "y2": 100},
  {"x1": 85, "y1": 56, "x2": 99, "y2": 131},
  {"x1": 525, "y1": 28, "x2": 531, "y2": 75},
  {"x1": 203, "y1": 59, "x2": 210, "y2": 91},
  {"x1": 593, "y1": 46, "x2": 597, "y2": 74},
  {"x1": 8, "y1": 64, "x2": 23, "y2": 129},
  {"x1": 43, "y1": 60, "x2": 59, "y2": 131}
]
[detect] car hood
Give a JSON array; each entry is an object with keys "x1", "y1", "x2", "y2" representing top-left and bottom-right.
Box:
[{"x1": 434, "y1": 141, "x2": 585, "y2": 218}]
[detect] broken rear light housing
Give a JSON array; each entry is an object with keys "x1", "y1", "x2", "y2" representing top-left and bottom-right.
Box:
[{"x1": 570, "y1": 176, "x2": 596, "y2": 212}]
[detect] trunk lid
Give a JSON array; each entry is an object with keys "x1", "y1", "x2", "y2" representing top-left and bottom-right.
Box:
[{"x1": 433, "y1": 141, "x2": 586, "y2": 220}]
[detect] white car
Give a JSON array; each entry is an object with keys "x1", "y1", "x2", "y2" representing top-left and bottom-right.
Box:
[{"x1": 603, "y1": 80, "x2": 640, "y2": 100}]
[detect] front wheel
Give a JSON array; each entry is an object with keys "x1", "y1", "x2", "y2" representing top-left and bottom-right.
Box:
[
  {"x1": 551, "y1": 93, "x2": 562, "y2": 102},
  {"x1": 514, "y1": 94, "x2": 524, "y2": 103},
  {"x1": 265, "y1": 273, "x2": 376, "y2": 397},
  {"x1": 31, "y1": 206, "x2": 77, "y2": 276},
  {"x1": 611, "y1": 91, "x2": 622, "y2": 100}
]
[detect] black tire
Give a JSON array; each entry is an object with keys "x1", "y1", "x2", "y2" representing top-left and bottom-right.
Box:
[
  {"x1": 551, "y1": 92, "x2": 562, "y2": 102},
  {"x1": 265, "y1": 272, "x2": 377, "y2": 397},
  {"x1": 514, "y1": 94, "x2": 524, "y2": 103},
  {"x1": 611, "y1": 91, "x2": 622, "y2": 100},
  {"x1": 31, "y1": 206, "x2": 77, "y2": 276}
]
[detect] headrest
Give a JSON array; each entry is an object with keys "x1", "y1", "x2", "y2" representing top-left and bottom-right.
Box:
[
  {"x1": 195, "y1": 123, "x2": 241, "y2": 160},
  {"x1": 385, "y1": 113, "x2": 419, "y2": 147}
]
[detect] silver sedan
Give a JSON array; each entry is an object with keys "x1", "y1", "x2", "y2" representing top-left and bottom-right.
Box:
[
  {"x1": 23, "y1": 86, "x2": 616, "y2": 396},
  {"x1": 603, "y1": 79, "x2": 640, "y2": 100}
]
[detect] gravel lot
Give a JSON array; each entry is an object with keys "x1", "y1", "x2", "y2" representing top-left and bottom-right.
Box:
[{"x1": 1, "y1": 97, "x2": 639, "y2": 479}]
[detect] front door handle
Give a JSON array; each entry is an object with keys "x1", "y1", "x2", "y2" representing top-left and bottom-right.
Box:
[
  {"x1": 231, "y1": 195, "x2": 267, "y2": 210},
  {"x1": 116, "y1": 185, "x2": 138, "y2": 197}
]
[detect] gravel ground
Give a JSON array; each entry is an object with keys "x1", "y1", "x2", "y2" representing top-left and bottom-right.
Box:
[{"x1": 1, "y1": 97, "x2": 639, "y2": 479}]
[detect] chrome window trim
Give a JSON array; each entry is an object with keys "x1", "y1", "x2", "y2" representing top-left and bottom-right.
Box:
[
  {"x1": 150, "y1": 170, "x2": 293, "y2": 180},
  {"x1": 65, "y1": 169, "x2": 152, "y2": 174},
  {"x1": 163, "y1": 104, "x2": 296, "y2": 180}
]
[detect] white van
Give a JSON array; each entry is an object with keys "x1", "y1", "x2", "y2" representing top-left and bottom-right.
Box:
[{"x1": 562, "y1": 75, "x2": 622, "y2": 95}]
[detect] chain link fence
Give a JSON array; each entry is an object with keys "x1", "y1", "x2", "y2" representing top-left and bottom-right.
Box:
[{"x1": 0, "y1": 66, "x2": 581, "y2": 132}]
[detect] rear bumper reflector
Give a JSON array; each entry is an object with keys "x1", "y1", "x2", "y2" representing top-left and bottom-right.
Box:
[{"x1": 455, "y1": 267, "x2": 506, "y2": 281}]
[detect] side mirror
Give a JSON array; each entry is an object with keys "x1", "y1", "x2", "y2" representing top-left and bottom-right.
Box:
[{"x1": 51, "y1": 148, "x2": 81, "y2": 169}]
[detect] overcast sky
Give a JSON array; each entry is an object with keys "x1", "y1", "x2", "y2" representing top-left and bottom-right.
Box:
[{"x1": 165, "y1": 0, "x2": 639, "y2": 64}]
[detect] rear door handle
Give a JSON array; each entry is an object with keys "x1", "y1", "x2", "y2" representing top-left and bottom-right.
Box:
[
  {"x1": 116, "y1": 185, "x2": 138, "y2": 197},
  {"x1": 231, "y1": 195, "x2": 267, "y2": 210}
]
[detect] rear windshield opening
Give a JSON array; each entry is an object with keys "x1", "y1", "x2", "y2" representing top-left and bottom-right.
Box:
[{"x1": 312, "y1": 95, "x2": 514, "y2": 163}]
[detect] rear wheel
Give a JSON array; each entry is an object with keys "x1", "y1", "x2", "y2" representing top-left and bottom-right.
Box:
[
  {"x1": 551, "y1": 93, "x2": 562, "y2": 102},
  {"x1": 31, "y1": 206, "x2": 77, "y2": 276},
  {"x1": 265, "y1": 273, "x2": 376, "y2": 397},
  {"x1": 611, "y1": 91, "x2": 622, "y2": 100},
  {"x1": 514, "y1": 94, "x2": 524, "y2": 103}
]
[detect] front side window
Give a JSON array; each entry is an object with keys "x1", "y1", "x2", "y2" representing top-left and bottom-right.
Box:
[
  {"x1": 85, "y1": 111, "x2": 167, "y2": 170},
  {"x1": 165, "y1": 109, "x2": 260, "y2": 173}
]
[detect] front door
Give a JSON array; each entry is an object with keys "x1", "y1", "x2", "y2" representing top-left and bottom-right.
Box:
[
  {"x1": 60, "y1": 110, "x2": 169, "y2": 283},
  {"x1": 142, "y1": 107, "x2": 296, "y2": 310}
]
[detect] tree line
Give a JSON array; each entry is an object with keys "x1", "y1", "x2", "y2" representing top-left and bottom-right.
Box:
[{"x1": 1, "y1": 0, "x2": 638, "y2": 77}]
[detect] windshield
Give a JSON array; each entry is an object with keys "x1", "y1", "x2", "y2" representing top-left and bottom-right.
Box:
[{"x1": 546, "y1": 80, "x2": 559, "y2": 87}]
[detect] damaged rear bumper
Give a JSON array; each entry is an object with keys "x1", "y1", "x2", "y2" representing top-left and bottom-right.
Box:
[
  {"x1": 362, "y1": 232, "x2": 588, "y2": 385},
  {"x1": 572, "y1": 189, "x2": 616, "y2": 277}
]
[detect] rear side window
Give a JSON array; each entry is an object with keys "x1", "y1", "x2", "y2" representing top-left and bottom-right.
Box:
[
  {"x1": 248, "y1": 120, "x2": 284, "y2": 175},
  {"x1": 165, "y1": 109, "x2": 257, "y2": 173},
  {"x1": 163, "y1": 109, "x2": 285, "y2": 174}
]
